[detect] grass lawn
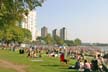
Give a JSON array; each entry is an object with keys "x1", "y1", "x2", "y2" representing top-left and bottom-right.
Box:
[
  {"x1": 0, "y1": 49, "x2": 78, "y2": 72},
  {"x1": 0, "y1": 68, "x2": 16, "y2": 72}
]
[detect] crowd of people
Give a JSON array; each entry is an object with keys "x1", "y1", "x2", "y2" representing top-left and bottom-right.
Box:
[
  {"x1": 0, "y1": 44, "x2": 108, "y2": 72},
  {"x1": 19, "y1": 45, "x2": 107, "y2": 72},
  {"x1": 68, "y1": 54, "x2": 105, "y2": 72}
]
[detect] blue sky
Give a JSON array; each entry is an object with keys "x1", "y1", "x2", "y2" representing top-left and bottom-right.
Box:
[{"x1": 37, "y1": 0, "x2": 108, "y2": 43}]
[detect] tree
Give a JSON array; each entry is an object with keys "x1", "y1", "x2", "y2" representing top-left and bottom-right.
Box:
[
  {"x1": 0, "y1": 0, "x2": 45, "y2": 28},
  {"x1": 53, "y1": 35, "x2": 64, "y2": 46},
  {"x1": 0, "y1": 30, "x2": 4, "y2": 41},
  {"x1": 1, "y1": 25, "x2": 32, "y2": 45},
  {"x1": 44, "y1": 34, "x2": 53, "y2": 44},
  {"x1": 57, "y1": 39, "x2": 64, "y2": 46},
  {"x1": 36, "y1": 36, "x2": 43, "y2": 41},
  {"x1": 0, "y1": 0, "x2": 45, "y2": 44},
  {"x1": 2, "y1": 26, "x2": 23, "y2": 44},
  {"x1": 13, "y1": 27, "x2": 25, "y2": 43},
  {"x1": 22, "y1": 28, "x2": 32, "y2": 42},
  {"x1": 3, "y1": 25, "x2": 14, "y2": 43},
  {"x1": 65, "y1": 40, "x2": 74, "y2": 46},
  {"x1": 73, "y1": 38, "x2": 82, "y2": 46}
]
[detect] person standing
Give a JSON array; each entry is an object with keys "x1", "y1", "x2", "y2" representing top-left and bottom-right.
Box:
[{"x1": 60, "y1": 53, "x2": 68, "y2": 64}]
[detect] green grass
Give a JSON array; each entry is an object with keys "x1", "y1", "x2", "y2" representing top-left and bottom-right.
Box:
[
  {"x1": 0, "y1": 49, "x2": 78, "y2": 72},
  {"x1": 0, "y1": 68, "x2": 16, "y2": 72}
]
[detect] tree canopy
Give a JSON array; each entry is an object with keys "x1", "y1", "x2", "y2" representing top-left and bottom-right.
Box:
[
  {"x1": 36, "y1": 36, "x2": 82, "y2": 46},
  {"x1": 53, "y1": 35, "x2": 64, "y2": 46},
  {"x1": 0, "y1": 0, "x2": 45, "y2": 43},
  {"x1": 73, "y1": 38, "x2": 82, "y2": 46},
  {"x1": 0, "y1": 0, "x2": 44, "y2": 27},
  {"x1": 0, "y1": 25, "x2": 32, "y2": 43}
]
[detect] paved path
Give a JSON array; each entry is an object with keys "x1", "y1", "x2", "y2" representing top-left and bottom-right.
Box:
[{"x1": 0, "y1": 59, "x2": 27, "y2": 72}]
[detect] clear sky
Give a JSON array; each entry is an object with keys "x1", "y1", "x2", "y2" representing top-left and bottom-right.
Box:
[{"x1": 36, "y1": 0, "x2": 108, "y2": 43}]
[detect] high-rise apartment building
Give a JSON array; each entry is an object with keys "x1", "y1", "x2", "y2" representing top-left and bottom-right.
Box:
[
  {"x1": 52, "y1": 29, "x2": 59, "y2": 37},
  {"x1": 60, "y1": 27, "x2": 66, "y2": 40},
  {"x1": 41, "y1": 26, "x2": 48, "y2": 37},
  {"x1": 22, "y1": 10, "x2": 37, "y2": 41}
]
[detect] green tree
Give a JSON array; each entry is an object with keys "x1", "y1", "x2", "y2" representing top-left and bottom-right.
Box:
[
  {"x1": 3, "y1": 26, "x2": 14, "y2": 42},
  {"x1": 0, "y1": 30, "x2": 4, "y2": 40},
  {"x1": 0, "y1": 0, "x2": 45, "y2": 28},
  {"x1": 73, "y1": 38, "x2": 82, "y2": 46},
  {"x1": 44, "y1": 34, "x2": 53, "y2": 44},
  {"x1": 53, "y1": 35, "x2": 64, "y2": 46},
  {"x1": 22, "y1": 28, "x2": 32, "y2": 42},
  {"x1": 65, "y1": 40, "x2": 74, "y2": 46},
  {"x1": 36, "y1": 36, "x2": 43, "y2": 41},
  {"x1": 57, "y1": 39, "x2": 64, "y2": 46},
  {"x1": 13, "y1": 27, "x2": 25, "y2": 43},
  {"x1": 2, "y1": 25, "x2": 32, "y2": 44},
  {"x1": 0, "y1": 0, "x2": 45, "y2": 44}
]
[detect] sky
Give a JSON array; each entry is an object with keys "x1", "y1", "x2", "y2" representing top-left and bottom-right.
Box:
[{"x1": 36, "y1": 0, "x2": 108, "y2": 43}]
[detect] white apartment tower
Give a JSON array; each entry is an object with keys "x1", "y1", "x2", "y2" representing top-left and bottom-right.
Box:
[{"x1": 22, "y1": 10, "x2": 37, "y2": 41}]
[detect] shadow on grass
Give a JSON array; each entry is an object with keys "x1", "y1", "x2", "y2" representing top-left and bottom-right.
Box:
[
  {"x1": 59, "y1": 67, "x2": 78, "y2": 72},
  {"x1": 61, "y1": 71, "x2": 78, "y2": 72},
  {"x1": 41, "y1": 64, "x2": 78, "y2": 72},
  {"x1": 41, "y1": 64, "x2": 60, "y2": 67}
]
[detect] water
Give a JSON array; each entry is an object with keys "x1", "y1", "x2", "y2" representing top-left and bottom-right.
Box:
[{"x1": 96, "y1": 46, "x2": 108, "y2": 52}]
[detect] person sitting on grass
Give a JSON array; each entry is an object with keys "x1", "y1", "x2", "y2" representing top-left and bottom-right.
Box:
[
  {"x1": 60, "y1": 52, "x2": 68, "y2": 64},
  {"x1": 91, "y1": 59, "x2": 98, "y2": 72},
  {"x1": 68, "y1": 59, "x2": 81, "y2": 70},
  {"x1": 83, "y1": 59, "x2": 91, "y2": 72},
  {"x1": 96, "y1": 54, "x2": 104, "y2": 72}
]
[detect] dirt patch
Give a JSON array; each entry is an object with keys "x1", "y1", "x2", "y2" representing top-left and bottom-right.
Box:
[{"x1": 0, "y1": 59, "x2": 27, "y2": 72}]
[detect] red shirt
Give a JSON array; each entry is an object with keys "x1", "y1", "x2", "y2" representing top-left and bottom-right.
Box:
[{"x1": 60, "y1": 53, "x2": 64, "y2": 61}]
